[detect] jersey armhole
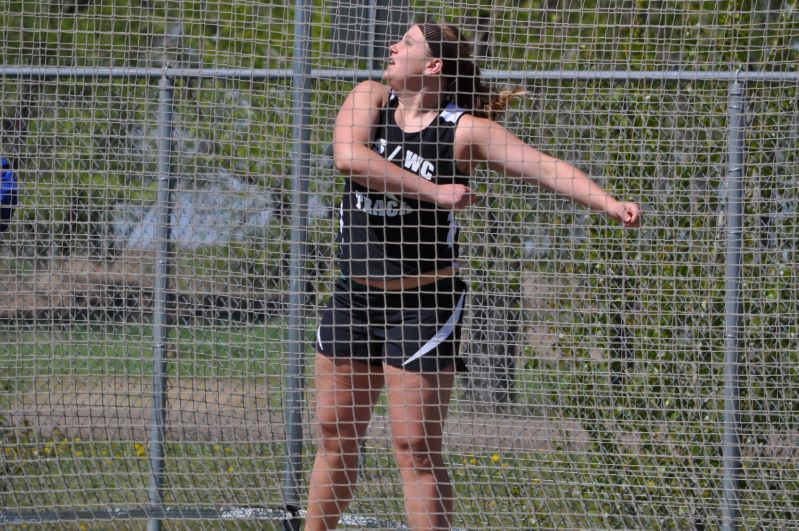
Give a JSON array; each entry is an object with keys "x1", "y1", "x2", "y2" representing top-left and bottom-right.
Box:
[{"x1": 452, "y1": 112, "x2": 480, "y2": 176}]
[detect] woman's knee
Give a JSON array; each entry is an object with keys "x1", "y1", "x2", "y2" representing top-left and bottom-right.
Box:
[
  {"x1": 393, "y1": 435, "x2": 441, "y2": 471},
  {"x1": 315, "y1": 416, "x2": 362, "y2": 455}
]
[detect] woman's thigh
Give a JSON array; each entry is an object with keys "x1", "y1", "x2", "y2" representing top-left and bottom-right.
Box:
[
  {"x1": 314, "y1": 353, "x2": 385, "y2": 442},
  {"x1": 384, "y1": 364, "x2": 455, "y2": 453}
]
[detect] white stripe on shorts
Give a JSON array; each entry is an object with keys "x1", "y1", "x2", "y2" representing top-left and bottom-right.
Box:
[{"x1": 402, "y1": 291, "x2": 466, "y2": 367}]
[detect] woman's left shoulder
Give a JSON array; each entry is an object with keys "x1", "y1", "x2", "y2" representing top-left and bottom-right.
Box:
[{"x1": 454, "y1": 113, "x2": 500, "y2": 143}]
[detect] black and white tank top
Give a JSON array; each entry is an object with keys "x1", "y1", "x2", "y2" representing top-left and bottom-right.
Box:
[{"x1": 337, "y1": 92, "x2": 469, "y2": 279}]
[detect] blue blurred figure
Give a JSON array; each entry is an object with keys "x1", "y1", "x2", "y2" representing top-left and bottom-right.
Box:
[{"x1": 1, "y1": 157, "x2": 18, "y2": 232}]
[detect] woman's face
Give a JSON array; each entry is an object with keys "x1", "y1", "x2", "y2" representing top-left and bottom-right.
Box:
[{"x1": 383, "y1": 25, "x2": 438, "y2": 89}]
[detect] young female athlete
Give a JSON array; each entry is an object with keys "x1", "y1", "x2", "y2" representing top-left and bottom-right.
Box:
[{"x1": 307, "y1": 23, "x2": 641, "y2": 530}]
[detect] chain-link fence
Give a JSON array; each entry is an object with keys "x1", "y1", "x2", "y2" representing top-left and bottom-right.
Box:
[{"x1": 1, "y1": 1, "x2": 798, "y2": 529}]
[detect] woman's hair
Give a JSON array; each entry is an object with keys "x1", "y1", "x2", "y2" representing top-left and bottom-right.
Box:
[{"x1": 420, "y1": 23, "x2": 525, "y2": 121}]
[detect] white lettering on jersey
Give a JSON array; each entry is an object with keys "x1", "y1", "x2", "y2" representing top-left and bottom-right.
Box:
[
  {"x1": 387, "y1": 145, "x2": 402, "y2": 161},
  {"x1": 374, "y1": 138, "x2": 403, "y2": 163},
  {"x1": 403, "y1": 150, "x2": 435, "y2": 179},
  {"x1": 376, "y1": 138, "x2": 435, "y2": 179},
  {"x1": 355, "y1": 191, "x2": 413, "y2": 217}
]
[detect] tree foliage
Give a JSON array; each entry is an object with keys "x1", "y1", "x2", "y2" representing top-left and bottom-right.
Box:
[{"x1": 0, "y1": 1, "x2": 797, "y2": 524}]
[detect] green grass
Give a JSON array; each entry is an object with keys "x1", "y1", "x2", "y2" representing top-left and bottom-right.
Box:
[
  {"x1": 1, "y1": 430, "x2": 288, "y2": 526},
  {"x1": 2, "y1": 324, "x2": 797, "y2": 528},
  {"x1": 1, "y1": 322, "x2": 304, "y2": 526},
  {"x1": 0, "y1": 321, "x2": 644, "y2": 528},
  {"x1": 1, "y1": 425, "x2": 677, "y2": 529},
  {"x1": 0, "y1": 322, "x2": 300, "y2": 379}
]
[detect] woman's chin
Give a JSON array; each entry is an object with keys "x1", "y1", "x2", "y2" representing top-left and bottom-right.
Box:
[{"x1": 384, "y1": 75, "x2": 403, "y2": 91}]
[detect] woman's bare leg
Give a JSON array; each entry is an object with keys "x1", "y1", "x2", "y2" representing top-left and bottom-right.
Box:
[
  {"x1": 384, "y1": 363, "x2": 455, "y2": 530},
  {"x1": 305, "y1": 354, "x2": 384, "y2": 530}
]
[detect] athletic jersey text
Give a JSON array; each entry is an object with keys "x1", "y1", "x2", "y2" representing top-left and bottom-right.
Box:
[{"x1": 337, "y1": 92, "x2": 469, "y2": 278}]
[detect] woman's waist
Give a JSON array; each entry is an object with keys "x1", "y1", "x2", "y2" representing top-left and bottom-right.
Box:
[{"x1": 350, "y1": 266, "x2": 457, "y2": 291}]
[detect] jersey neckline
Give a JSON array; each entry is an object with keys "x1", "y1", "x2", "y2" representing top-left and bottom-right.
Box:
[{"x1": 387, "y1": 91, "x2": 464, "y2": 134}]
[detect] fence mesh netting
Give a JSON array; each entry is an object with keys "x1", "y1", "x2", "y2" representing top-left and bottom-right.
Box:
[{"x1": 1, "y1": 1, "x2": 798, "y2": 529}]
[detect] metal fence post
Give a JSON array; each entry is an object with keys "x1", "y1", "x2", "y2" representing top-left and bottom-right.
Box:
[
  {"x1": 283, "y1": 1, "x2": 313, "y2": 529},
  {"x1": 147, "y1": 69, "x2": 176, "y2": 531},
  {"x1": 722, "y1": 78, "x2": 745, "y2": 531}
]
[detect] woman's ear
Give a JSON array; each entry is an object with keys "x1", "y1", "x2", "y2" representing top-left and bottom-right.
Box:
[{"x1": 425, "y1": 57, "x2": 444, "y2": 75}]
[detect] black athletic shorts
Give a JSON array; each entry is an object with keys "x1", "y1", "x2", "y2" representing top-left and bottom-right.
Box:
[{"x1": 316, "y1": 275, "x2": 468, "y2": 372}]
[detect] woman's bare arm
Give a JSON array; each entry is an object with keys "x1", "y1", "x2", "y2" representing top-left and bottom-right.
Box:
[
  {"x1": 333, "y1": 81, "x2": 473, "y2": 210},
  {"x1": 457, "y1": 114, "x2": 641, "y2": 227}
]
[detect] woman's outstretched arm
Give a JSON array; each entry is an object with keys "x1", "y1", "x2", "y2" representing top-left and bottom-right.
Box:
[{"x1": 457, "y1": 114, "x2": 641, "y2": 227}]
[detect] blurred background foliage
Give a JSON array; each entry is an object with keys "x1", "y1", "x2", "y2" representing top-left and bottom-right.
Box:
[{"x1": 0, "y1": 1, "x2": 798, "y2": 525}]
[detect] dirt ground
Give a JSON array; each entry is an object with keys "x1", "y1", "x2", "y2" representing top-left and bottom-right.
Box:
[
  {"x1": 6, "y1": 371, "x2": 795, "y2": 460},
  {"x1": 4, "y1": 375, "x2": 590, "y2": 454}
]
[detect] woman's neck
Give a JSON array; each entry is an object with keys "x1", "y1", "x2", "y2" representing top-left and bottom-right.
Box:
[{"x1": 394, "y1": 90, "x2": 443, "y2": 132}]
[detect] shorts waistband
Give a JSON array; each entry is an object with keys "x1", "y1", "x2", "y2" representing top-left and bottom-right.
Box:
[{"x1": 337, "y1": 273, "x2": 462, "y2": 293}]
